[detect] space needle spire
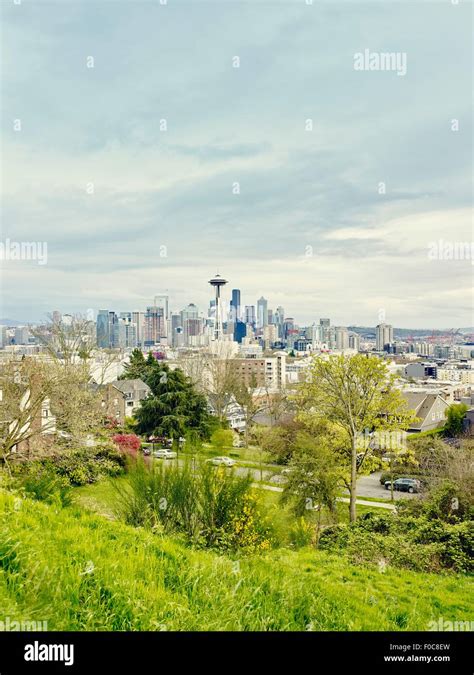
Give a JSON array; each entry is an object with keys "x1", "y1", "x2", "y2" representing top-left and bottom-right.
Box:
[{"x1": 208, "y1": 273, "x2": 228, "y2": 341}]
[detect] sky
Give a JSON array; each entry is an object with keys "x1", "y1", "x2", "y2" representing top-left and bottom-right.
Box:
[{"x1": 1, "y1": 0, "x2": 472, "y2": 328}]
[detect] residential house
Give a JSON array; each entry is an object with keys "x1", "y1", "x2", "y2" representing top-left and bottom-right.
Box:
[
  {"x1": 100, "y1": 379, "x2": 151, "y2": 424},
  {"x1": 401, "y1": 391, "x2": 449, "y2": 433}
]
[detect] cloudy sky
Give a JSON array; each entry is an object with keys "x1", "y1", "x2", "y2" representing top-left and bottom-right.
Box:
[{"x1": 1, "y1": 0, "x2": 472, "y2": 328}]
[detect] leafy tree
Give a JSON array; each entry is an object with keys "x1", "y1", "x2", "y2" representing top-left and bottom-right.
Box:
[
  {"x1": 133, "y1": 363, "x2": 214, "y2": 442},
  {"x1": 119, "y1": 350, "x2": 155, "y2": 384},
  {"x1": 210, "y1": 429, "x2": 234, "y2": 451},
  {"x1": 444, "y1": 403, "x2": 468, "y2": 437},
  {"x1": 293, "y1": 354, "x2": 416, "y2": 522},
  {"x1": 281, "y1": 433, "x2": 343, "y2": 535}
]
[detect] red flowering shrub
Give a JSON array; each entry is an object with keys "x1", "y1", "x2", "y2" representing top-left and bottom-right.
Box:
[{"x1": 112, "y1": 434, "x2": 141, "y2": 458}]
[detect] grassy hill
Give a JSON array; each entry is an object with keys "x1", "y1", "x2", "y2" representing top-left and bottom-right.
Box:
[{"x1": 0, "y1": 490, "x2": 472, "y2": 631}]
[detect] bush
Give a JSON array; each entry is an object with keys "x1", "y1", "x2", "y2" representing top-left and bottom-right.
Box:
[
  {"x1": 112, "y1": 434, "x2": 141, "y2": 458},
  {"x1": 114, "y1": 459, "x2": 272, "y2": 552},
  {"x1": 289, "y1": 517, "x2": 315, "y2": 548},
  {"x1": 12, "y1": 446, "x2": 126, "y2": 488},
  {"x1": 210, "y1": 429, "x2": 234, "y2": 451},
  {"x1": 318, "y1": 512, "x2": 473, "y2": 574},
  {"x1": 20, "y1": 466, "x2": 72, "y2": 508}
]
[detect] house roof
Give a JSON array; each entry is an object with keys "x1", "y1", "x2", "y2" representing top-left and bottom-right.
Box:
[
  {"x1": 110, "y1": 379, "x2": 150, "y2": 394},
  {"x1": 401, "y1": 391, "x2": 449, "y2": 428}
]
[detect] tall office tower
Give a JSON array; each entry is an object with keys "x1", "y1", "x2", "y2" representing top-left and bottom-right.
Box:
[
  {"x1": 154, "y1": 295, "x2": 169, "y2": 337},
  {"x1": 320, "y1": 318, "x2": 331, "y2": 343},
  {"x1": 335, "y1": 326, "x2": 349, "y2": 350},
  {"x1": 131, "y1": 312, "x2": 145, "y2": 347},
  {"x1": 282, "y1": 318, "x2": 294, "y2": 340},
  {"x1": 257, "y1": 296, "x2": 268, "y2": 329},
  {"x1": 306, "y1": 322, "x2": 322, "y2": 345},
  {"x1": 376, "y1": 323, "x2": 394, "y2": 351},
  {"x1": 208, "y1": 274, "x2": 228, "y2": 340},
  {"x1": 275, "y1": 306, "x2": 285, "y2": 338},
  {"x1": 234, "y1": 320, "x2": 246, "y2": 344},
  {"x1": 96, "y1": 310, "x2": 109, "y2": 348},
  {"x1": 267, "y1": 309, "x2": 274, "y2": 324},
  {"x1": 230, "y1": 289, "x2": 241, "y2": 322},
  {"x1": 117, "y1": 318, "x2": 138, "y2": 349},
  {"x1": 96, "y1": 310, "x2": 118, "y2": 348},
  {"x1": 349, "y1": 332, "x2": 360, "y2": 351},
  {"x1": 245, "y1": 305, "x2": 256, "y2": 326},
  {"x1": 184, "y1": 318, "x2": 203, "y2": 345},
  {"x1": 52, "y1": 311, "x2": 62, "y2": 324},
  {"x1": 144, "y1": 306, "x2": 165, "y2": 346},
  {"x1": 180, "y1": 303, "x2": 199, "y2": 325},
  {"x1": 170, "y1": 313, "x2": 182, "y2": 348}
]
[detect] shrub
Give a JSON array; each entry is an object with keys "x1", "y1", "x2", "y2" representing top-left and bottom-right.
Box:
[
  {"x1": 112, "y1": 434, "x2": 141, "y2": 458},
  {"x1": 114, "y1": 459, "x2": 272, "y2": 552},
  {"x1": 318, "y1": 513, "x2": 472, "y2": 574},
  {"x1": 210, "y1": 429, "x2": 234, "y2": 451},
  {"x1": 20, "y1": 466, "x2": 72, "y2": 508},
  {"x1": 12, "y1": 446, "x2": 126, "y2": 488},
  {"x1": 288, "y1": 517, "x2": 315, "y2": 548}
]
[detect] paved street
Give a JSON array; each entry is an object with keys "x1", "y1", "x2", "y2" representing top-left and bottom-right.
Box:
[{"x1": 355, "y1": 471, "x2": 418, "y2": 500}]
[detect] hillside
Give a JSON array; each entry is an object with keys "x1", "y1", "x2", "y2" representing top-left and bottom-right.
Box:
[{"x1": 0, "y1": 491, "x2": 472, "y2": 631}]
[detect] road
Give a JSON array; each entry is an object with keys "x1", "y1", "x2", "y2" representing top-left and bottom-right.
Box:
[
  {"x1": 152, "y1": 456, "x2": 416, "y2": 507},
  {"x1": 354, "y1": 471, "x2": 418, "y2": 500}
]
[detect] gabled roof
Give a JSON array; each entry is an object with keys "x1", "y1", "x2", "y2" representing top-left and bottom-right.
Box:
[
  {"x1": 401, "y1": 391, "x2": 449, "y2": 428},
  {"x1": 110, "y1": 379, "x2": 151, "y2": 394}
]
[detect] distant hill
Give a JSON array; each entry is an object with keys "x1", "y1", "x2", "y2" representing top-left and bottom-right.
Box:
[
  {"x1": 347, "y1": 326, "x2": 464, "y2": 338},
  {"x1": 0, "y1": 318, "x2": 27, "y2": 327}
]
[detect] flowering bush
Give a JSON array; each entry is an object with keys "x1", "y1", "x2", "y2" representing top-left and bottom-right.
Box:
[{"x1": 112, "y1": 434, "x2": 141, "y2": 458}]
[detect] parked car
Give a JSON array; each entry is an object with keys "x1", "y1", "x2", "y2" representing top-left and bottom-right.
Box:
[
  {"x1": 206, "y1": 456, "x2": 236, "y2": 467},
  {"x1": 384, "y1": 478, "x2": 421, "y2": 493},
  {"x1": 153, "y1": 449, "x2": 177, "y2": 460}
]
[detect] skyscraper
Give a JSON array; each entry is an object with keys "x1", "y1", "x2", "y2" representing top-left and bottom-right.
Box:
[
  {"x1": 335, "y1": 326, "x2": 349, "y2": 350},
  {"x1": 230, "y1": 289, "x2": 241, "y2": 322},
  {"x1": 96, "y1": 310, "x2": 118, "y2": 348},
  {"x1": 376, "y1": 323, "x2": 394, "y2": 351},
  {"x1": 245, "y1": 305, "x2": 256, "y2": 326},
  {"x1": 154, "y1": 295, "x2": 169, "y2": 338},
  {"x1": 144, "y1": 306, "x2": 166, "y2": 346},
  {"x1": 257, "y1": 296, "x2": 268, "y2": 328}
]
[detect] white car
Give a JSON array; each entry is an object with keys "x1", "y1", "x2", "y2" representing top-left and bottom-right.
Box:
[
  {"x1": 153, "y1": 449, "x2": 177, "y2": 460},
  {"x1": 207, "y1": 456, "x2": 236, "y2": 467}
]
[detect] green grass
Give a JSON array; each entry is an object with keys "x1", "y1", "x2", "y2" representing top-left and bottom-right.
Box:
[
  {"x1": 0, "y1": 486, "x2": 473, "y2": 631},
  {"x1": 1, "y1": 490, "x2": 471, "y2": 631}
]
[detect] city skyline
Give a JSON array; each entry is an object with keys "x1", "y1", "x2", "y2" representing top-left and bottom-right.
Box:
[{"x1": 1, "y1": 2, "x2": 472, "y2": 328}]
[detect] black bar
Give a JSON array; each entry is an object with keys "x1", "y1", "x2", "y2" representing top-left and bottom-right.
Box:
[{"x1": 0, "y1": 631, "x2": 471, "y2": 674}]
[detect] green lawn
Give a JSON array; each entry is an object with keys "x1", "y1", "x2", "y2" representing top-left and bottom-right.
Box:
[{"x1": 0, "y1": 489, "x2": 471, "y2": 631}]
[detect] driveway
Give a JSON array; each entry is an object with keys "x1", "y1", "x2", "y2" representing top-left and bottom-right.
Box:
[{"x1": 356, "y1": 471, "x2": 418, "y2": 500}]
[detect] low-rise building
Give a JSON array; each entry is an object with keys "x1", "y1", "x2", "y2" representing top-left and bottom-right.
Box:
[
  {"x1": 100, "y1": 378, "x2": 151, "y2": 424},
  {"x1": 401, "y1": 391, "x2": 449, "y2": 433}
]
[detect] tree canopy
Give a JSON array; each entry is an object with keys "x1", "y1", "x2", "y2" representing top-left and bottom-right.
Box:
[{"x1": 121, "y1": 352, "x2": 215, "y2": 441}]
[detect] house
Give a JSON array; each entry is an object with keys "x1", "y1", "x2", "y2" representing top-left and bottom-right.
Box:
[
  {"x1": 401, "y1": 391, "x2": 449, "y2": 433},
  {"x1": 100, "y1": 379, "x2": 151, "y2": 424},
  {"x1": 462, "y1": 408, "x2": 474, "y2": 436}
]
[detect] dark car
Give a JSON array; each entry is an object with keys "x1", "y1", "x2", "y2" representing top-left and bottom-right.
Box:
[{"x1": 384, "y1": 478, "x2": 421, "y2": 494}]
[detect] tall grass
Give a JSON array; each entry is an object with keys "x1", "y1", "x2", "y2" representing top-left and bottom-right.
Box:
[
  {"x1": 113, "y1": 459, "x2": 269, "y2": 550},
  {"x1": 0, "y1": 491, "x2": 472, "y2": 631}
]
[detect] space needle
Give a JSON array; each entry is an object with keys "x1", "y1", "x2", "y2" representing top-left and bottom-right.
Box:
[{"x1": 208, "y1": 273, "x2": 228, "y2": 341}]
